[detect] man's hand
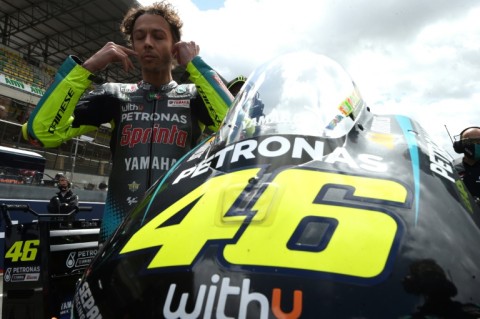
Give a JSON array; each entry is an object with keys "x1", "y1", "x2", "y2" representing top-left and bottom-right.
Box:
[
  {"x1": 173, "y1": 41, "x2": 200, "y2": 66},
  {"x1": 82, "y1": 42, "x2": 138, "y2": 73}
]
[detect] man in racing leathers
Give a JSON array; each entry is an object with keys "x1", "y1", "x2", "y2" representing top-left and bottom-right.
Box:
[{"x1": 22, "y1": 1, "x2": 233, "y2": 243}]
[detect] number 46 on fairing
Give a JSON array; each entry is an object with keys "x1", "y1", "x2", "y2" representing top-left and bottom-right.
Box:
[{"x1": 121, "y1": 167, "x2": 409, "y2": 282}]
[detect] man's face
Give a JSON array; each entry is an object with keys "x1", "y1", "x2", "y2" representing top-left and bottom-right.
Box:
[
  {"x1": 131, "y1": 14, "x2": 174, "y2": 73},
  {"x1": 58, "y1": 177, "x2": 69, "y2": 189}
]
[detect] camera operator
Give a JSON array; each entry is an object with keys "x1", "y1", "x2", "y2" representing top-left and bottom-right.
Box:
[{"x1": 452, "y1": 126, "x2": 480, "y2": 203}]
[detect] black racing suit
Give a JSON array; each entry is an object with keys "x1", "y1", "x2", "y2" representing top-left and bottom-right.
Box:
[{"x1": 23, "y1": 55, "x2": 232, "y2": 242}]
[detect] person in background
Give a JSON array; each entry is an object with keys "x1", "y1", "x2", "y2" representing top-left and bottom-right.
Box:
[
  {"x1": 452, "y1": 126, "x2": 480, "y2": 201},
  {"x1": 98, "y1": 181, "x2": 108, "y2": 191},
  {"x1": 22, "y1": 1, "x2": 233, "y2": 243},
  {"x1": 47, "y1": 175, "x2": 79, "y2": 214},
  {"x1": 0, "y1": 105, "x2": 7, "y2": 120},
  {"x1": 227, "y1": 75, "x2": 247, "y2": 97},
  {"x1": 196, "y1": 75, "x2": 246, "y2": 142}
]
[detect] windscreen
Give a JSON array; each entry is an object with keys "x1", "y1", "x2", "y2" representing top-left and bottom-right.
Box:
[{"x1": 214, "y1": 51, "x2": 365, "y2": 148}]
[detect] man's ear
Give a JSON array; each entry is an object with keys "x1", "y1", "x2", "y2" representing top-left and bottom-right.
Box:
[{"x1": 171, "y1": 45, "x2": 179, "y2": 66}]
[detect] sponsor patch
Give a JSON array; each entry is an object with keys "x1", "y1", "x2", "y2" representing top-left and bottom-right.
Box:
[{"x1": 168, "y1": 99, "x2": 190, "y2": 108}]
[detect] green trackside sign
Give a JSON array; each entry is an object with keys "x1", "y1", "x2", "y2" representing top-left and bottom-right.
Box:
[{"x1": 1, "y1": 73, "x2": 45, "y2": 96}]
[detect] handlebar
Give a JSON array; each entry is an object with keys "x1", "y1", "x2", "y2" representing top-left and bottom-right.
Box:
[
  {"x1": 0, "y1": 203, "x2": 93, "y2": 227},
  {"x1": 1, "y1": 204, "x2": 29, "y2": 212},
  {"x1": 1, "y1": 203, "x2": 92, "y2": 213}
]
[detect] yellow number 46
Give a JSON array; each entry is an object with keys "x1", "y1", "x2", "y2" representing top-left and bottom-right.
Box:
[
  {"x1": 6, "y1": 240, "x2": 40, "y2": 262},
  {"x1": 121, "y1": 167, "x2": 409, "y2": 282}
]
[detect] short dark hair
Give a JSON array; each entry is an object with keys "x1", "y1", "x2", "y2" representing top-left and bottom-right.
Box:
[{"x1": 120, "y1": 1, "x2": 183, "y2": 46}]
